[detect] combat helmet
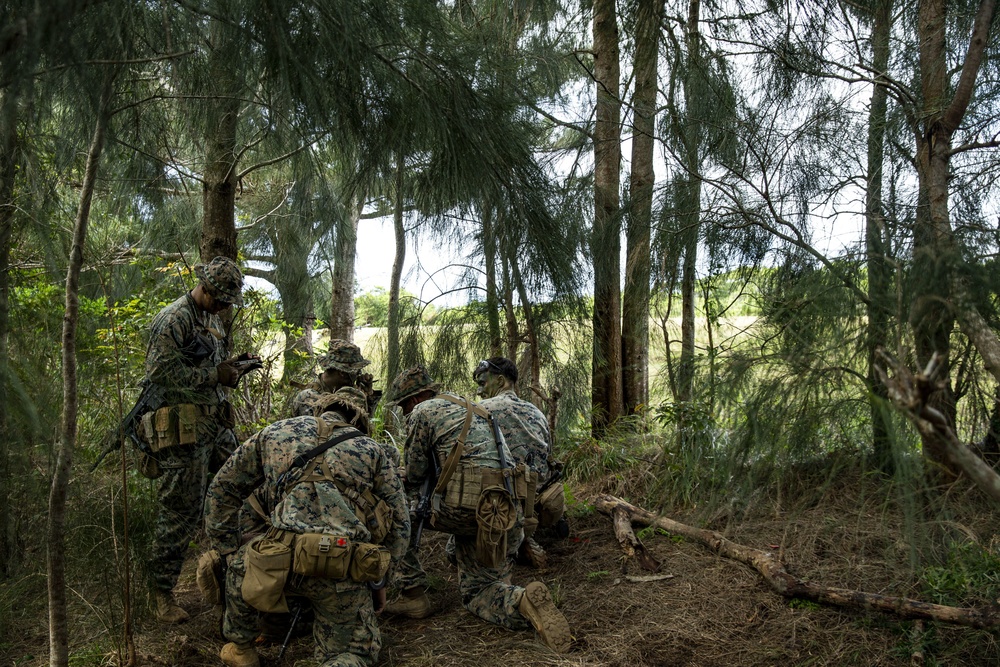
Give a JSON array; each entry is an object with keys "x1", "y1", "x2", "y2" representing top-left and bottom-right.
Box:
[
  {"x1": 195, "y1": 256, "x2": 244, "y2": 306},
  {"x1": 386, "y1": 365, "x2": 440, "y2": 405},
  {"x1": 317, "y1": 339, "x2": 371, "y2": 375},
  {"x1": 314, "y1": 386, "x2": 371, "y2": 435}
]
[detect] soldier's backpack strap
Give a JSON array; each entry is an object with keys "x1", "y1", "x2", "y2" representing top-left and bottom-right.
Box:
[
  {"x1": 275, "y1": 421, "x2": 360, "y2": 491},
  {"x1": 433, "y1": 395, "x2": 491, "y2": 496}
]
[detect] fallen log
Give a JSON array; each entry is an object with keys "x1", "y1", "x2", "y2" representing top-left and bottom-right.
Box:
[
  {"x1": 594, "y1": 494, "x2": 1000, "y2": 629},
  {"x1": 610, "y1": 507, "x2": 661, "y2": 572}
]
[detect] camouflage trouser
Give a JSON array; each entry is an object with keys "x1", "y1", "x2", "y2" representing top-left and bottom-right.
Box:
[
  {"x1": 397, "y1": 524, "x2": 529, "y2": 631},
  {"x1": 224, "y1": 544, "x2": 380, "y2": 667},
  {"x1": 151, "y1": 414, "x2": 236, "y2": 592}
]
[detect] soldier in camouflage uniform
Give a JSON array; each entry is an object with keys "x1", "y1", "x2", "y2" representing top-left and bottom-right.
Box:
[
  {"x1": 385, "y1": 366, "x2": 571, "y2": 653},
  {"x1": 292, "y1": 340, "x2": 373, "y2": 418},
  {"x1": 205, "y1": 387, "x2": 410, "y2": 667},
  {"x1": 146, "y1": 256, "x2": 257, "y2": 624}
]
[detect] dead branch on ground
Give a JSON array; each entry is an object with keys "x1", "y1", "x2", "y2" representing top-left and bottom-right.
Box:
[{"x1": 595, "y1": 495, "x2": 1000, "y2": 629}]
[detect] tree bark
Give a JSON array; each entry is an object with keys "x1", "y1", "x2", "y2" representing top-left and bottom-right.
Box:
[
  {"x1": 592, "y1": 0, "x2": 624, "y2": 435},
  {"x1": 908, "y1": 0, "x2": 997, "y2": 474},
  {"x1": 200, "y1": 17, "x2": 240, "y2": 262},
  {"x1": 49, "y1": 80, "x2": 112, "y2": 667},
  {"x1": 482, "y1": 207, "x2": 502, "y2": 356},
  {"x1": 502, "y1": 252, "x2": 519, "y2": 363},
  {"x1": 386, "y1": 151, "x2": 406, "y2": 384},
  {"x1": 0, "y1": 88, "x2": 17, "y2": 577},
  {"x1": 329, "y1": 192, "x2": 363, "y2": 342},
  {"x1": 676, "y1": 0, "x2": 703, "y2": 407},
  {"x1": 611, "y1": 506, "x2": 662, "y2": 572},
  {"x1": 876, "y1": 351, "x2": 1000, "y2": 505},
  {"x1": 512, "y1": 259, "x2": 541, "y2": 400},
  {"x1": 622, "y1": 0, "x2": 662, "y2": 416},
  {"x1": 866, "y1": 0, "x2": 894, "y2": 474},
  {"x1": 595, "y1": 495, "x2": 1000, "y2": 629}
]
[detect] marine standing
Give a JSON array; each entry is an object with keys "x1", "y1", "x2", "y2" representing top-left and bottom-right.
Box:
[{"x1": 145, "y1": 256, "x2": 256, "y2": 624}]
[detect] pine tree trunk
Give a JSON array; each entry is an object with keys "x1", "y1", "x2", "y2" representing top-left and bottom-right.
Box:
[
  {"x1": 482, "y1": 207, "x2": 502, "y2": 356},
  {"x1": 200, "y1": 18, "x2": 239, "y2": 262},
  {"x1": 0, "y1": 89, "x2": 17, "y2": 577},
  {"x1": 502, "y1": 253, "x2": 519, "y2": 363},
  {"x1": 49, "y1": 81, "x2": 112, "y2": 667},
  {"x1": 622, "y1": 0, "x2": 662, "y2": 416},
  {"x1": 512, "y1": 260, "x2": 541, "y2": 399},
  {"x1": 329, "y1": 194, "x2": 362, "y2": 341},
  {"x1": 386, "y1": 152, "x2": 406, "y2": 383},
  {"x1": 592, "y1": 0, "x2": 623, "y2": 435},
  {"x1": 866, "y1": 0, "x2": 894, "y2": 474},
  {"x1": 676, "y1": 0, "x2": 702, "y2": 406},
  {"x1": 908, "y1": 0, "x2": 996, "y2": 475}
]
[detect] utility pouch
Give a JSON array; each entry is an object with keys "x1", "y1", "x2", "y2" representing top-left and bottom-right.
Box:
[
  {"x1": 537, "y1": 482, "x2": 566, "y2": 528},
  {"x1": 177, "y1": 404, "x2": 199, "y2": 445},
  {"x1": 349, "y1": 542, "x2": 391, "y2": 583},
  {"x1": 474, "y1": 485, "x2": 517, "y2": 568},
  {"x1": 137, "y1": 451, "x2": 162, "y2": 480},
  {"x1": 242, "y1": 537, "x2": 291, "y2": 613},
  {"x1": 369, "y1": 498, "x2": 392, "y2": 544},
  {"x1": 292, "y1": 533, "x2": 351, "y2": 579},
  {"x1": 151, "y1": 406, "x2": 178, "y2": 452}
]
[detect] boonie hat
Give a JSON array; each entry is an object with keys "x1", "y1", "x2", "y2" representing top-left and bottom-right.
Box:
[
  {"x1": 314, "y1": 387, "x2": 371, "y2": 435},
  {"x1": 195, "y1": 256, "x2": 244, "y2": 306},
  {"x1": 387, "y1": 365, "x2": 439, "y2": 405},
  {"x1": 317, "y1": 339, "x2": 371, "y2": 374}
]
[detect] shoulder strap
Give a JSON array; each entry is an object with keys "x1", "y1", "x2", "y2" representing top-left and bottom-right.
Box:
[
  {"x1": 433, "y1": 395, "x2": 478, "y2": 496},
  {"x1": 276, "y1": 425, "x2": 362, "y2": 489}
]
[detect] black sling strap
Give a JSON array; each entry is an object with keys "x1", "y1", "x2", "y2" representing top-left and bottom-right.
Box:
[{"x1": 276, "y1": 428, "x2": 363, "y2": 489}]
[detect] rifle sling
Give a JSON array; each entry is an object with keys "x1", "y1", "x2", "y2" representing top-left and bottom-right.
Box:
[{"x1": 276, "y1": 426, "x2": 362, "y2": 492}]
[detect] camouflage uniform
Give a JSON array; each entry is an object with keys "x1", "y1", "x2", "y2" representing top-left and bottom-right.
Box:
[
  {"x1": 205, "y1": 408, "x2": 409, "y2": 667},
  {"x1": 146, "y1": 258, "x2": 243, "y2": 594},
  {"x1": 397, "y1": 391, "x2": 532, "y2": 631},
  {"x1": 480, "y1": 389, "x2": 551, "y2": 481}
]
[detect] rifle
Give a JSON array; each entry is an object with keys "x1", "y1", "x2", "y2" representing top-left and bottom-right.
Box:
[
  {"x1": 277, "y1": 601, "x2": 304, "y2": 663},
  {"x1": 90, "y1": 381, "x2": 164, "y2": 472},
  {"x1": 487, "y1": 414, "x2": 516, "y2": 500},
  {"x1": 412, "y1": 454, "x2": 440, "y2": 549}
]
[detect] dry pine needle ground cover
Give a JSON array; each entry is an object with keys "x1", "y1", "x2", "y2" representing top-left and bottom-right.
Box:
[{"x1": 4, "y1": 466, "x2": 999, "y2": 666}]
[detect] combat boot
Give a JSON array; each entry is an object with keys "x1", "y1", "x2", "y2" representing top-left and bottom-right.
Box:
[
  {"x1": 519, "y1": 536, "x2": 548, "y2": 569},
  {"x1": 154, "y1": 590, "x2": 190, "y2": 624},
  {"x1": 518, "y1": 581, "x2": 571, "y2": 652},
  {"x1": 220, "y1": 642, "x2": 260, "y2": 667},
  {"x1": 385, "y1": 587, "x2": 433, "y2": 619}
]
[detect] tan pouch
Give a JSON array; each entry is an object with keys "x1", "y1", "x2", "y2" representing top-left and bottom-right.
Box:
[
  {"x1": 474, "y1": 486, "x2": 517, "y2": 568},
  {"x1": 369, "y1": 498, "x2": 392, "y2": 544},
  {"x1": 292, "y1": 533, "x2": 351, "y2": 579},
  {"x1": 242, "y1": 538, "x2": 291, "y2": 613},
  {"x1": 151, "y1": 406, "x2": 178, "y2": 452},
  {"x1": 349, "y1": 542, "x2": 391, "y2": 583},
  {"x1": 137, "y1": 451, "x2": 162, "y2": 479},
  {"x1": 537, "y1": 482, "x2": 566, "y2": 527},
  {"x1": 177, "y1": 404, "x2": 199, "y2": 445}
]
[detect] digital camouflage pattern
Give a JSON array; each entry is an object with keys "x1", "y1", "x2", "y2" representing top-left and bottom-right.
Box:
[
  {"x1": 145, "y1": 293, "x2": 235, "y2": 592},
  {"x1": 396, "y1": 392, "x2": 531, "y2": 629},
  {"x1": 291, "y1": 387, "x2": 325, "y2": 417},
  {"x1": 317, "y1": 339, "x2": 371, "y2": 374},
  {"x1": 480, "y1": 389, "x2": 551, "y2": 480},
  {"x1": 195, "y1": 255, "x2": 244, "y2": 306},
  {"x1": 205, "y1": 409, "x2": 410, "y2": 667},
  {"x1": 385, "y1": 365, "x2": 439, "y2": 405}
]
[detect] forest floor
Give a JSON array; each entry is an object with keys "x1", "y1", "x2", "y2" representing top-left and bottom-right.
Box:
[{"x1": 4, "y1": 462, "x2": 998, "y2": 667}]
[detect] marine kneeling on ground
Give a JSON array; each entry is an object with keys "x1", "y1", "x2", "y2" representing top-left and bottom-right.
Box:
[
  {"x1": 384, "y1": 365, "x2": 571, "y2": 653},
  {"x1": 204, "y1": 386, "x2": 410, "y2": 667},
  {"x1": 473, "y1": 357, "x2": 570, "y2": 568}
]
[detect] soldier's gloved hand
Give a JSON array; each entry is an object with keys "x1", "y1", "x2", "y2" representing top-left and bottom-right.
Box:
[{"x1": 216, "y1": 361, "x2": 240, "y2": 387}]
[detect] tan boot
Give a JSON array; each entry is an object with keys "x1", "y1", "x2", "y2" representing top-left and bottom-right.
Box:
[
  {"x1": 519, "y1": 537, "x2": 548, "y2": 569},
  {"x1": 518, "y1": 581, "x2": 571, "y2": 652},
  {"x1": 155, "y1": 590, "x2": 190, "y2": 624},
  {"x1": 385, "y1": 587, "x2": 433, "y2": 619},
  {"x1": 220, "y1": 642, "x2": 260, "y2": 667}
]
